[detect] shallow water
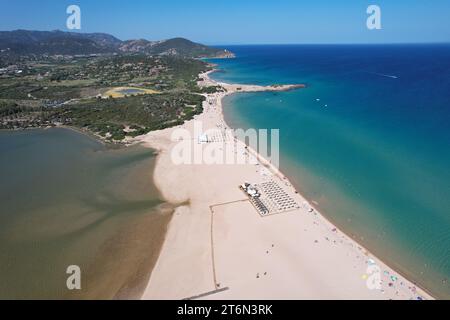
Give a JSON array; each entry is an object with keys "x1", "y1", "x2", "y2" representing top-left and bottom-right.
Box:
[
  {"x1": 0, "y1": 128, "x2": 172, "y2": 299},
  {"x1": 118, "y1": 88, "x2": 145, "y2": 95},
  {"x1": 211, "y1": 44, "x2": 450, "y2": 298}
]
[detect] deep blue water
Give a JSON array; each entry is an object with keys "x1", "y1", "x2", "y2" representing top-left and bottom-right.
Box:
[{"x1": 209, "y1": 44, "x2": 450, "y2": 298}]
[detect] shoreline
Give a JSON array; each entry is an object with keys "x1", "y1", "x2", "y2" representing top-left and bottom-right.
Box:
[
  {"x1": 203, "y1": 70, "x2": 437, "y2": 299},
  {"x1": 137, "y1": 68, "x2": 434, "y2": 300},
  {"x1": 0, "y1": 127, "x2": 172, "y2": 299}
]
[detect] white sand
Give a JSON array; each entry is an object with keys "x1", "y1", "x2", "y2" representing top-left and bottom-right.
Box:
[{"x1": 138, "y1": 70, "x2": 433, "y2": 300}]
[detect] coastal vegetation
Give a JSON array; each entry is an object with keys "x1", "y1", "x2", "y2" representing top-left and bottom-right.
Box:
[
  {"x1": 0, "y1": 53, "x2": 212, "y2": 141},
  {"x1": 0, "y1": 29, "x2": 237, "y2": 142}
]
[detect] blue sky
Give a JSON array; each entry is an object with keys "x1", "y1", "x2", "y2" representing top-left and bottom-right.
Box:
[{"x1": 1, "y1": 0, "x2": 449, "y2": 44}]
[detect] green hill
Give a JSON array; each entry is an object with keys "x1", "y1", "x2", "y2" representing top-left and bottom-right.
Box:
[{"x1": 0, "y1": 30, "x2": 234, "y2": 58}]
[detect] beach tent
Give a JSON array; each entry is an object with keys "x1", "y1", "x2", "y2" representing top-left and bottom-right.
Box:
[{"x1": 198, "y1": 134, "x2": 209, "y2": 144}]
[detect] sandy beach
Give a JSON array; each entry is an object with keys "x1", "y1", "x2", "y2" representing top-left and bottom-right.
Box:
[{"x1": 137, "y1": 69, "x2": 433, "y2": 300}]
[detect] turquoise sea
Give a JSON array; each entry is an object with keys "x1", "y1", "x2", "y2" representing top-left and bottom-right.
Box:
[{"x1": 209, "y1": 44, "x2": 450, "y2": 298}]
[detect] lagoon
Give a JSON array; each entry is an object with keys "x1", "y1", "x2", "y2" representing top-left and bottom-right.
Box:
[{"x1": 0, "y1": 128, "x2": 171, "y2": 299}]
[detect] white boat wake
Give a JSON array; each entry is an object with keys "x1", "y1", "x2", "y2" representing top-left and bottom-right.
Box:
[{"x1": 371, "y1": 72, "x2": 399, "y2": 79}]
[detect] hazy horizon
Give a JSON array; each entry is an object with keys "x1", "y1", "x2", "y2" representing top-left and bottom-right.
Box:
[
  {"x1": 1, "y1": 0, "x2": 449, "y2": 45},
  {"x1": 2, "y1": 29, "x2": 450, "y2": 47}
]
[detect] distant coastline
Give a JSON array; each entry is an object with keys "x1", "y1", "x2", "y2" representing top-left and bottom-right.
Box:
[
  {"x1": 205, "y1": 69, "x2": 436, "y2": 299},
  {"x1": 136, "y1": 66, "x2": 433, "y2": 300},
  {"x1": 2, "y1": 32, "x2": 446, "y2": 298}
]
